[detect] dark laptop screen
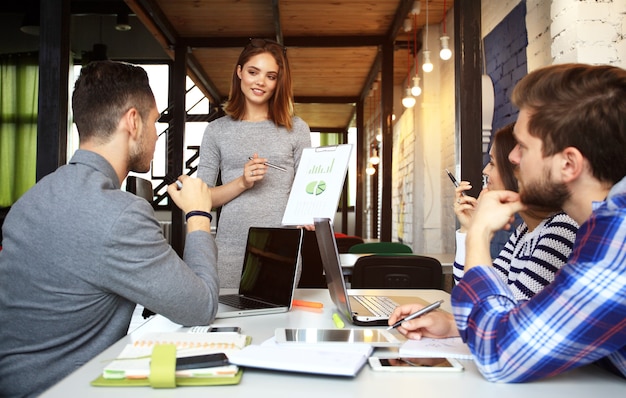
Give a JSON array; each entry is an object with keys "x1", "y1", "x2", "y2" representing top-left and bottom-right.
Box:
[{"x1": 238, "y1": 227, "x2": 303, "y2": 305}]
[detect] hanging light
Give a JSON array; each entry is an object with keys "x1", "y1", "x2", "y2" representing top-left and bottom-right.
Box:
[
  {"x1": 440, "y1": 36, "x2": 452, "y2": 60},
  {"x1": 402, "y1": 38, "x2": 415, "y2": 108},
  {"x1": 411, "y1": 76, "x2": 422, "y2": 97},
  {"x1": 366, "y1": 163, "x2": 376, "y2": 176},
  {"x1": 369, "y1": 146, "x2": 380, "y2": 165},
  {"x1": 439, "y1": 0, "x2": 451, "y2": 60},
  {"x1": 422, "y1": 0, "x2": 433, "y2": 73},
  {"x1": 402, "y1": 87, "x2": 416, "y2": 108},
  {"x1": 422, "y1": 50, "x2": 433, "y2": 73},
  {"x1": 410, "y1": 14, "x2": 421, "y2": 97}
]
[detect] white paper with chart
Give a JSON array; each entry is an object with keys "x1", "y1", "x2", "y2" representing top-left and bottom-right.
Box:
[{"x1": 282, "y1": 144, "x2": 353, "y2": 226}]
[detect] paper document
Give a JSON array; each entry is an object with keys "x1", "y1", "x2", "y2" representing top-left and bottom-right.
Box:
[
  {"x1": 399, "y1": 337, "x2": 474, "y2": 359},
  {"x1": 282, "y1": 144, "x2": 353, "y2": 226},
  {"x1": 227, "y1": 337, "x2": 372, "y2": 377}
]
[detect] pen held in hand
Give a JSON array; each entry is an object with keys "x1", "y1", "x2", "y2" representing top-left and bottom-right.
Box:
[
  {"x1": 248, "y1": 156, "x2": 287, "y2": 172},
  {"x1": 386, "y1": 299, "x2": 444, "y2": 330}
]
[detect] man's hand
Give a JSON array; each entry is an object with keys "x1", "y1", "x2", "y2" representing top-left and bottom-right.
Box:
[{"x1": 388, "y1": 304, "x2": 459, "y2": 340}]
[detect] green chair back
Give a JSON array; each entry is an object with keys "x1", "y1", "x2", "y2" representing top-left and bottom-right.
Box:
[{"x1": 348, "y1": 242, "x2": 412, "y2": 254}]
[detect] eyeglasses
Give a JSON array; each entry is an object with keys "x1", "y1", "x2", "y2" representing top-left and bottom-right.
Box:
[{"x1": 248, "y1": 38, "x2": 287, "y2": 55}]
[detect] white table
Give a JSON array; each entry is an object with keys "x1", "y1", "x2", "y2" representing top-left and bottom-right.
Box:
[
  {"x1": 42, "y1": 289, "x2": 625, "y2": 397},
  {"x1": 340, "y1": 253, "x2": 455, "y2": 275}
]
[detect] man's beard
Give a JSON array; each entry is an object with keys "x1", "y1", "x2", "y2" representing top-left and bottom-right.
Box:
[
  {"x1": 519, "y1": 167, "x2": 570, "y2": 212},
  {"x1": 128, "y1": 133, "x2": 151, "y2": 173}
]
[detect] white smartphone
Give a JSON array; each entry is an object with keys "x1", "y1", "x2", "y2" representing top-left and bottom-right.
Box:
[
  {"x1": 274, "y1": 328, "x2": 403, "y2": 347},
  {"x1": 368, "y1": 356, "x2": 464, "y2": 372}
]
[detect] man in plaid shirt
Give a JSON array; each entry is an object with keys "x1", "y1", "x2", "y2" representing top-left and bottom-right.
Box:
[{"x1": 389, "y1": 63, "x2": 625, "y2": 382}]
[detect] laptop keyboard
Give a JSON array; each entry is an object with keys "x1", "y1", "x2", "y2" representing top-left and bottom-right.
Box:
[
  {"x1": 219, "y1": 295, "x2": 272, "y2": 309},
  {"x1": 352, "y1": 295, "x2": 398, "y2": 317}
]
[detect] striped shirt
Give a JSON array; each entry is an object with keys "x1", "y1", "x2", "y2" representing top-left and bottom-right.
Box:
[
  {"x1": 452, "y1": 176, "x2": 626, "y2": 382},
  {"x1": 453, "y1": 212, "x2": 579, "y2": 301}
]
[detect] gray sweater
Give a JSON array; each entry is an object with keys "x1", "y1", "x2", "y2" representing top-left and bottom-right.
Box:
[
  {"x1": 0, "y1": 150, "x2": 219, "y2": 397},
  {"x1": 198, "y1": 116, "x2": 311, "y2": 288}
]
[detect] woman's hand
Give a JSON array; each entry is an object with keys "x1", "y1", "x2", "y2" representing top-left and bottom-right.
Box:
[
  {"x1": 242, "y1": 153, "x2": 268, "y2": 189},
  {"x1": 454, "y1": 181, "x2": 478, "y2": 231}
]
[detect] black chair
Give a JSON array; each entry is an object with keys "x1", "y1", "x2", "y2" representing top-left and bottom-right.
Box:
[
  {"x1": 125, "y1": 176, "x2": 154, "y2": 203},
  {"x1": 351, "y1": 255, "x2": 442, "y2": 289},
  {"x1": 335, "y1": 235, "x2": 364, "y2": 253},
  {"x1": 297, "y1": 230, "x2": 328, "y2": 288},
  {"x1": 125, "y1": 176, "x2": 156, "y2": 318}
]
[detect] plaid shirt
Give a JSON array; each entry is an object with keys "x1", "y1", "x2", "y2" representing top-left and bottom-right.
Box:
[{"x1": 452, "y1": 176, "x2": 626, "y2": 382}]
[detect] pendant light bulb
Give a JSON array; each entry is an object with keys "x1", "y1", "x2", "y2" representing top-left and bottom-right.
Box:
[
  {"x1": 402, "y1": 87, "x2": 416, "y2": 108},
  {"x1": 422, "y1": 50, "x2": 433, "y2": 73},
  {"x1": 411, "y1": 75, "x2": 422, "y2": 97},
  {"x1": 439, "y1": 35, "x2": 452, "y2": 60}
]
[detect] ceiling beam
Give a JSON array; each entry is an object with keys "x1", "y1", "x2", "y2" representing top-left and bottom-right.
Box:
[{"x1": 186, "y1": 36, "x2": 384, "y2": 49}]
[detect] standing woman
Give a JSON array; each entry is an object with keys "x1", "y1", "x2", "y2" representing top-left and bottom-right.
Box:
[{"x1": 198, "y1": 38, "x2": 311, "y2": 288}]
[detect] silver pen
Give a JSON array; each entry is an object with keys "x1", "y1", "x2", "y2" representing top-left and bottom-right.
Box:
[
  {"x1": 248, "y1": 156, "x2": 287, "y2": 172},
  {"x1": 386, "y1": 300, "x2": 444, "y2": 330}
]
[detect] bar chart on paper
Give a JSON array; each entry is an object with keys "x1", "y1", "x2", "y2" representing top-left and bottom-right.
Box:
[{"x1": 282, "y1": 144, "x2": 353, "y2": 226}]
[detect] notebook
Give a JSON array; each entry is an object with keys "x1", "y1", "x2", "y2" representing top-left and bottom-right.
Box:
[
  {"x1": 216, "y1": 227, "x2": 304, "y2": 318},
  {"x1": 314, "y1": 218, "x2": 427, "y2": 326}
]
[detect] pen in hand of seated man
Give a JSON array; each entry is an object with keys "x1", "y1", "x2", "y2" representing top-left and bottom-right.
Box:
[
  {"x1": 166, "y1": 175, "x2": 213, "y2": 232},
  {"x1": 388, "y1": 301, "x2": 459, "y2": 340}
]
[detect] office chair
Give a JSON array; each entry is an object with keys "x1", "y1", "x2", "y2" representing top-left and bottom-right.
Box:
[
  {"x1": 125, "y1": 176, "x2": 154, "y2": 203},
  {"x1": 350, "y1": 255, "x2": 442, "y2": 289},
  {"x1": 297, "y1": 230, "x2": 328, "y2": 288},
  {"x1": 348, "y1": 241, "x2": 412, "y2": 254},
  {"x1": 125, "y1": 176, "x2": 156, "y2": 318},
  {"x1": 335, "y1": 235, "x2": 364, "y2": 253}
]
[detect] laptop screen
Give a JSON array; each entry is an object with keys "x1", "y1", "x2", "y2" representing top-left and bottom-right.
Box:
[
  {"x1": 313, "y1": 218, "x2": 352, "y2": 316},
  {"x1": 238, "y1": 227, "x2": 303, "y2": 305}
]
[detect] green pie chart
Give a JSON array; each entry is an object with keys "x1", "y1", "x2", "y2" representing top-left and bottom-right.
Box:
[{"x1": 306, "y1": 180, "x2": 326, "y2": 196}]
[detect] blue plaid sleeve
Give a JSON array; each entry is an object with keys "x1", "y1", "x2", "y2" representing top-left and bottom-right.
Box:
[{"x1": 452, "y1": 193, "x2": 626, "y2": 382}]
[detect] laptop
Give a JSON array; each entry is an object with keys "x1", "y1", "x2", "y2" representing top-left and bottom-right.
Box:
[
  {"x1": 314, "y1": 218, "x2": 427, "y2": 326},
  {"x1": 216, "y1": 227, "x2": 304, "y2": 318}
]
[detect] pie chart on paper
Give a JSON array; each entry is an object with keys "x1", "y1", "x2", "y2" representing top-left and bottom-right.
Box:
[{"x1": 305, "y1": 180, "x2": 326, "y2": 196}]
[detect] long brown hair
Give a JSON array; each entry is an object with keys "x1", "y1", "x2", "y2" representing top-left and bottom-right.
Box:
[
  {"x1": 223, "y1": 38, "x2": 295, "y2": 130},
  {"x1": 492, "y1": 123, "x2": 518, "y2": 192}
]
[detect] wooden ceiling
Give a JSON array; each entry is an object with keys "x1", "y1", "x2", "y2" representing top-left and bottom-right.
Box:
[{"x1": 125, "y1": 0, "x2": 451, "y2": 132}]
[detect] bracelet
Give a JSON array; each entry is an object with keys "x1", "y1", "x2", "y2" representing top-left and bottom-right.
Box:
[{"x1": 185, "y1": 210, "x2": 212, "y2": 222}]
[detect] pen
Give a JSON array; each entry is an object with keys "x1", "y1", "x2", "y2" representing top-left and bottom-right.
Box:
[
  {"x1": 445, "y1": 169, "x2": 466, "y2": 196},
  {"x1": 248, "y1": 156, "x2": 287, "y2": 172},
  {"x1": 292, "y1": 299, "x2": 324, "y2": 308},
  {"x1": 332, "y1": 313, "x2": 345, "y2": 329},
  {"x1": 386, "y1": 299, "x2": 444, "y2": 330}
]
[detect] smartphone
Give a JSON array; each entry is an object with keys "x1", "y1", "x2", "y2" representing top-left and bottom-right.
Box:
[
  {"x1": 188, "y1": 326, "x2": 241, "y2": 333},
  {"x1": 368, "y1": 356, "x2": 464, "y2": 372},
  {"x1": 175, "y1": 353, "x2": 229, "y2": 371},
  {"x1": 445, "y1": 169, "x2": 465, "y2": 196},
  {"x1": 208, "y1": 326, "x2": 241, "y2": 333},
  {"x1": 274, "y1": 328, "x2": 403, "y2": 347}
]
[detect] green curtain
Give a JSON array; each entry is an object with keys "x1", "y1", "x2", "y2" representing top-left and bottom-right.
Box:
[{"x1": 0, "y1": 53, "x2": 38, "y2": 207}]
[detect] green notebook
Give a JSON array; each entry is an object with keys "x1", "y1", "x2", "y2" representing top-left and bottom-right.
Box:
[{"x1": 91, "y1": 333, "x2": 251, "y2": 388}]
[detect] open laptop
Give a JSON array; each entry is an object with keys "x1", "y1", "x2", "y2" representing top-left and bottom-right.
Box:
[
  {"x1": 216, "y1": 227, "x2": 304, "y2": 318},
  {"x1": 314, "y1": 218, "x2": 427, "y2": 326}
]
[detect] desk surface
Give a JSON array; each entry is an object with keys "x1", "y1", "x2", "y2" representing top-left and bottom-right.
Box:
[{"x1": 42, "y1": 289, "x2": 624, "y2": 397}]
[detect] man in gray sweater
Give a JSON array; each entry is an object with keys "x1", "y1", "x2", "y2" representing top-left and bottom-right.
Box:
[{"x1": 0, "y1": 61, "x2": 219, "y2": 397}]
